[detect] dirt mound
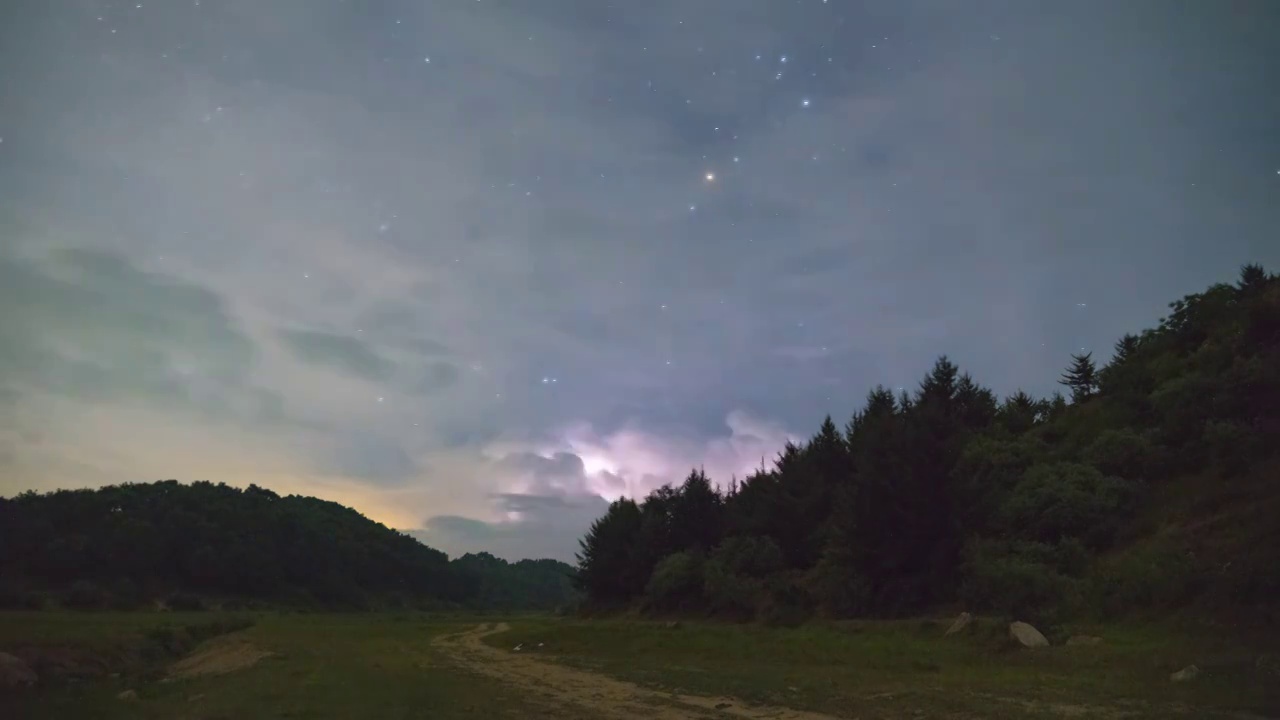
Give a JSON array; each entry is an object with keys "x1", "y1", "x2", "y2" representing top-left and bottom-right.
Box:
[{"x1": 167, "y1": 636, "x2": 273, "y2": 680}]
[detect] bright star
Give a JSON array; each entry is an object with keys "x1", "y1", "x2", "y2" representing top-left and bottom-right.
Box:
[
  {"x1": 802, "y1": 98, "x2": 811, "y2": 107},
  {"x1": 705, "y1": 172, "x2": 715, "y2": 182}
]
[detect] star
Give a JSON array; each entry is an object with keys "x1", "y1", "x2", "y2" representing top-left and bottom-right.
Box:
[
  {"x1": 704, "y1": 172, "x2": 715, "y2": 182},
  {"x1": 801, "y1": 98, "x2": 811, "y2": 107}
]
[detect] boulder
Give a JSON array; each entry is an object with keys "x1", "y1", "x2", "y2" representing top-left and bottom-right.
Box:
[
  {"x1": 1066, "y1": 635, "x2": 1104, "y2": 646},
  {"x1": 664, "y1": 621, "x2": 681, "y2": 629},
  {"x1": 0, "y1": 652, "x2": 37, "y2": 688},
  {"x1": 944, "y1": 612, "x2": 973, "y2": 636},
  {"x1": 1008, "y1": 621, "x2": 1049, "y2": 648},
  {"x1": 117, "y1": 689, "x2": 139, "y2": 701},
  {"x1": 1170, "y1": 665, "x2": 1199, "y2": 682}
]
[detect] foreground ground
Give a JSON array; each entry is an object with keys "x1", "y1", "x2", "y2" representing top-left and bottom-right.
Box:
[{"x1": 1, "y1": 611, "x2": 1276, "y2": 719}]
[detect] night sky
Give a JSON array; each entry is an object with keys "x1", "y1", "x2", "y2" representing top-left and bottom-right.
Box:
[{"x1": 2, "y1": 1, "x2": 1278, "y2": 561}]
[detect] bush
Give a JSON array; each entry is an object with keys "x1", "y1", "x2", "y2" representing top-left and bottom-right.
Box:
[
  {"x1": 1089, "y1": 533, "x2": 1200, "y2": 617},
  {"x1": 1202, "y1": 419, "x2": 1266, "y2": 476},
  {"x1": 64, "y1": 580, "x2": 109, "y2": 610},
  {"x1": 999, "y1": 462, "x2": 1138, "y2": 549},
  {"x1": 758, "y1": 572, "x2": 813, "y2": 627},
  {"x1": 644, "y1": 552, "x2": 704, "y2": 613},
  {"x1": 0, "y1": 578, "x2": 44, "y2": 610},
  {"x1": 806, "y1": 561, "x2": 871, "y2": 618},
  {"x1": 1084, "y1": 428, "x2": 1155, "y2": 480},
  {"x1": 702, "y1": 560, "x2": 761, "y2": 621},
  {"x1": 698, "y1": 536, "x2": 788, "y2": 621},
  {"x1": 708, "y1": 536, "x2": 785, "y2": 579},
  {"x1": 109, "y1": 578, "x2": 143, "y2": 610},
  {"x1": 166, "y1": 592, "x2": 207, "y2": 611},
  {"x1": 959, "y1": 547, "x2": 1082, "y2": 626}
]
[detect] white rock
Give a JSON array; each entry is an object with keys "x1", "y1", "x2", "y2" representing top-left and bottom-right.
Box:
[
  {"x1": 1009, "y1": 621, "x2": 1049, "y2": 648},
  {"x1": 945, "y1": 612, "x2": 972, "y2": 636},
  {"x1": 1170, "y1": 664, "x2": 1199, "y2": 682}
]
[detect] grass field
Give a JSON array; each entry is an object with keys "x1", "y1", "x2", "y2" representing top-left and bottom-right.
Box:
[{"x1": 2, "y1": 611, "x2": 1276, "y2": 719}]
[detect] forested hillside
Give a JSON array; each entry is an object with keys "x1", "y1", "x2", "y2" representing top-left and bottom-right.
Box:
[
  {"x1": 0, "y1": 480, "x2": 578, "y2": 612},
  {"x1": 576, "y1": 265, "x2": 1280, "y2": 627}
]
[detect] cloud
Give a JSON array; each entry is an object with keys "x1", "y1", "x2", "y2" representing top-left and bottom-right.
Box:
[
  {"x1": 4, "y1": 0, "x2": 1276, "y2": 564},
  {"x1": 277, "y1": 328, "x2": 395, "y2": 382},
  {"x1": 412, "y1": 410, "x2": 796, "y2": 561},
  {"x1": 325, "y1": 432, "x2": 420, "y2": 483},
  {"x1": 0, "y1": 245, "x2": 296, "y2": 429},
  {"x1": 415, "y1": 493, "x2": 609, "y2": 563}
]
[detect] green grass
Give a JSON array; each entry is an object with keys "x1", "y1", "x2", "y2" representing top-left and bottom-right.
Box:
[
  {"x1": 2, "y1": 611, "x2": 1276, "y2": 719},
  {"x1": 0, "y1": 611, "x2": 561, "y2": 720},
  {"x1": 487, "y1": 616, "x2": 1280, "y2": 718}
]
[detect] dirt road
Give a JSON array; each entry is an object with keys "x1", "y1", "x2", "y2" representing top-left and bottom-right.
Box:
[{"x1": 431, "y1": 623, "x2": 842, "y2": 720}]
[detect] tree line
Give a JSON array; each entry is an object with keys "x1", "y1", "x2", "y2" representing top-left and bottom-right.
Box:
[
  {"x1": 0, "y1": 480, "x2": 579, "y2": 612},
  {"x1": 575, "y1": 264, "x2": 1280, "y2": 625}
]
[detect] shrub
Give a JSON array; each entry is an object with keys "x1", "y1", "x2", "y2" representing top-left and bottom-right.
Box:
[
  {"x1": 699, "y1": 536, "x2": 788, "y2": 620},
  {"x1": 708, "y1": 536, "x2": 785, "y2": 579},
  {"x1": 644, "y1": 552, "x2": 704, "y2": 613},
  {"x1": 166, "y1": 592, "x2": 207, "y2": 611},
  {"x1": 998, "y1": 462, "x2": 1138, "y2": 549},
  {"x1": 758, "y1": 572, "x2": 813, "y2": 627},
  {"x1": 805, "y1": 561, "x2": 871, "y2": 618},
  {"x1": 1084, "y1": 428, "x2": 1155, "y2": 480},
  {"x1": 1089, "y1": 533, "x2": 1200, "y2": 617},
  {"x1": 1202, "y1": 419, "x2": 1265, "y2": 476},
  {"x1": 64, "y1": 580, "x2": 108, "y2": 610},
  {"x1": 959, "y1": 547, "x2": 1081, "y2": 626}
]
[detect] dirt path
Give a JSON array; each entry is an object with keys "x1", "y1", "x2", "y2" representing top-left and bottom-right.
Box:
[{"x1": 431, "y1": 623, "x2": 843, "y2": 720}]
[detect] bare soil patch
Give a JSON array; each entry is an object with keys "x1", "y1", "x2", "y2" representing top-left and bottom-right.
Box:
[
  {"x1": 168, "y1": 635, "x2": 273, "y2": 680},
  {"x1": 432, "y1": 623, "x2": 842, "y2": 720}
]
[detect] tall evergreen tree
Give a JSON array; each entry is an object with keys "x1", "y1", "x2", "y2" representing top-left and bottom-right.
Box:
[
  {"x1": 1059, "y1": 352, "x2": 1098, "y2": 403},
  {"x1": 575, "y1": 498, "x2": 644, "y2": 602}
]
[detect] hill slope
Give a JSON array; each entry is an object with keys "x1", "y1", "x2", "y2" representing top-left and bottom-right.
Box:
[
  {"x1": 575, "y1": 264, "x2": 1280, "y2": 629},
  {"x1": 0, "y1": 480, "x2": 578, "y2": 611}
]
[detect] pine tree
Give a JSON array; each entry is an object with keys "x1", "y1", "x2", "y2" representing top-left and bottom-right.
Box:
[
  {"x1": 1112, "y1": 334, "x2": 1140, "y2": 365},
  {"x1": 574, "y1": 498, "x2": 643, "y2": 602},
  {"x1": 1059, "y1": 352, "x2": 1098, "y2": 403},
  {"x1": 1238, "y1": 263, "x2": 1268, "y2": 294}
]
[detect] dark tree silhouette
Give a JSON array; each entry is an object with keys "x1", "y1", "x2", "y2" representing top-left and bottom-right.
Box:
[
  {"x1": 567, "y1": 264, "x2": 1280, "y2": 624},
  {"x1": 1059, "y1": 352, "x2": 1098, "y2": 403}
]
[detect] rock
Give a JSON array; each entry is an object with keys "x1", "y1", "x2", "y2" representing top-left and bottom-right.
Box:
[
  {"x1": 1170, "y1": 665, "x2": 1199, "y2": 682},
  {"x1": 664, "y1": 621, "x2": 681, "y2": 629},
  {"x1": 117, "y1": 689, "x2": 139, "y2": 701},
  {"x1": 1008, "y1": 621, "x2": 1049, "y2": 648},
  {"x1": 1066, "y1": 635, "x2": 1104, "y2": 646},
  {"x1": 944, "y1": 612, "x2": 973, "y2": 636},
  {"x1": 0, "y1": 652, "x2": 37, "y2": 688}
]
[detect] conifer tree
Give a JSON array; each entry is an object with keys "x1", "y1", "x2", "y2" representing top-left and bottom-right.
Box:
[{"x1": 1059, "y1": 352, "x2": 1098, "y2": 403}]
